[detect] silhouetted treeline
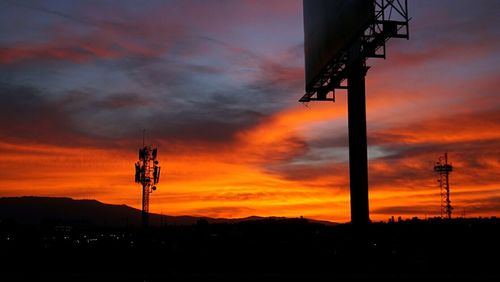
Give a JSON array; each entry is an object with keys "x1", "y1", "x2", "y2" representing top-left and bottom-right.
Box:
[{"x1": 0, "y1": 217, "x2": 498, "y2": 281}]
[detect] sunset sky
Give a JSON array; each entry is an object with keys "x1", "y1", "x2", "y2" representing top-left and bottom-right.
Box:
[{"x1": 0, "y1": 0, "x2": 499, "y2": 222}]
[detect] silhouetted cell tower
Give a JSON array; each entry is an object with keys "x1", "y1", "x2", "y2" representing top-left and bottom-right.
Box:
[
  {"x1": 135, "y1": 132, "x2": 161, "y2": 227},
  {"x1": 434, "y1": 153, "x2": 453, "y2": 219}
]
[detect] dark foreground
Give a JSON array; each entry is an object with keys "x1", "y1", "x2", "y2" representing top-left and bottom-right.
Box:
[{"x1": 1, "y1": 217, "x2": 498, "y2": 281}]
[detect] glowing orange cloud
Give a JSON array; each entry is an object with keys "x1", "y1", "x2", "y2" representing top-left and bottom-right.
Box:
[
  {"x1": 1, "y1": 89, "x2": 499, "y2": 223},
  {"x1": 0, "y1": 102, "x2": 354, "y2": 222}
]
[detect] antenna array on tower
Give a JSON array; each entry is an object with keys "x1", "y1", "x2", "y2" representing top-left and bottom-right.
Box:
[{"x1": 134, "y1": 133, "x2": 161, "y2": 227}]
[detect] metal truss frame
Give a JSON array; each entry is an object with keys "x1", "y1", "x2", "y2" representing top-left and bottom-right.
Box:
[{"x1": 300, "y1": 0, "x2": 410, "y2": 103}]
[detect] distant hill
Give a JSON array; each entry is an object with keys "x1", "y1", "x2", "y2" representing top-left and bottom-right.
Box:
[{"x1": 0, "y1": 196, "x2": 336, "y2": 227}]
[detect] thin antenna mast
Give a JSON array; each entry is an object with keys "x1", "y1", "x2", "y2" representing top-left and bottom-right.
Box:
[{"x1": 142, "y1": 129, "x2": 145, "y2": 147}]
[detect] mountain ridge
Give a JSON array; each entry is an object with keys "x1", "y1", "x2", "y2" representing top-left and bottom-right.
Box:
[{"x1": 0, "y1": 196, "x2": 337, "y2": 227}]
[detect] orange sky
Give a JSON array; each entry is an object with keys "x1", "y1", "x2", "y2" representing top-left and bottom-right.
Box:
[
  {"x1": 0, "y1": 0, "x2": 499, "y2": 222},
  {"x1": 1, "y1": 97, "x2": 498, "y2": 222}
]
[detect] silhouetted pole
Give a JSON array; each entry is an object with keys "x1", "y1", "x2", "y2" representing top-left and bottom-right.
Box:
[
  {"x1": 300, "y1": 1, "x2": 410, "y2": 225},
  {"x1": 347, "y1": 48, "x2": 370, "y2": 225},
  {"x1": 142, "y1": 184, "x2": 149, "y2": 228}
]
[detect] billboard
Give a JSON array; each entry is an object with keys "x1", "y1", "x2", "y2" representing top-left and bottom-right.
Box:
[{"x1": 304, "y1": 0, "x2": 374, "y2": 90}]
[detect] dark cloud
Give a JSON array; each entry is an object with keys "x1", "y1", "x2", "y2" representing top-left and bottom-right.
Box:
[
  {"x1": 0, "y1": 0, "x2": 307, "y2": 153},
  {"x1": 380, "y1": 0, "x2": 500, "y2": 69},
  {"x1": 0, "y1": 84, "x2": 76, "y2": 144},
  {"x1": 125, "y1": 36, "x2": 303, "y2": 109},
  {"x1": 268, "y1": 161, "x2": 349, "y2": 184},
  {"x1": 266, "y1": 105, "x2": 500, "y2": 191},
  {"x1": 1, "y1": 0, "x2": 93, "y2": 26},
  {"x1": 251, "y1": 44, "x2": 304, "y2": 91},
  {"x1": 0, "y1": 2, "x2": 188, "y2": 64},
  {"x1": 151, "y1": 107, "x2": 265, "y2": 146},
  {"x1": 0, "y1": 81, "x2": 269, "y2": 151},
  {"x1": 0, "y1": 83, "x2": 145, "y2": 148},
  {"x1": 365, "y1": 108, "x2": 500, "y2": 190},
  {"x1": 92, "y1": 92, "x2": 153, "y2": 109},
  {"x1": 105, "y1": 41, "x2": 307, "y2": 148},
  {"x1": 458, "y1": 196, "x2": 500, "y2": 214},
  {"x1": 188, "y1": 206, "x2": 257, "y2": 217},
  {"x1": 374, "y1": 195, "x2": 500, "y2": 216},
  {"x1": 206, "y1": 192, "x2": 278, "y2": 202}
]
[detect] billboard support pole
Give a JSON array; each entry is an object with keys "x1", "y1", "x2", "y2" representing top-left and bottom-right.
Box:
[
  {"x1": 300, "y1": 0, "x2": 409, "y2": 225},
  {"x1": 347, "y1": 46, "x2": 370, "y2": 225}
]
